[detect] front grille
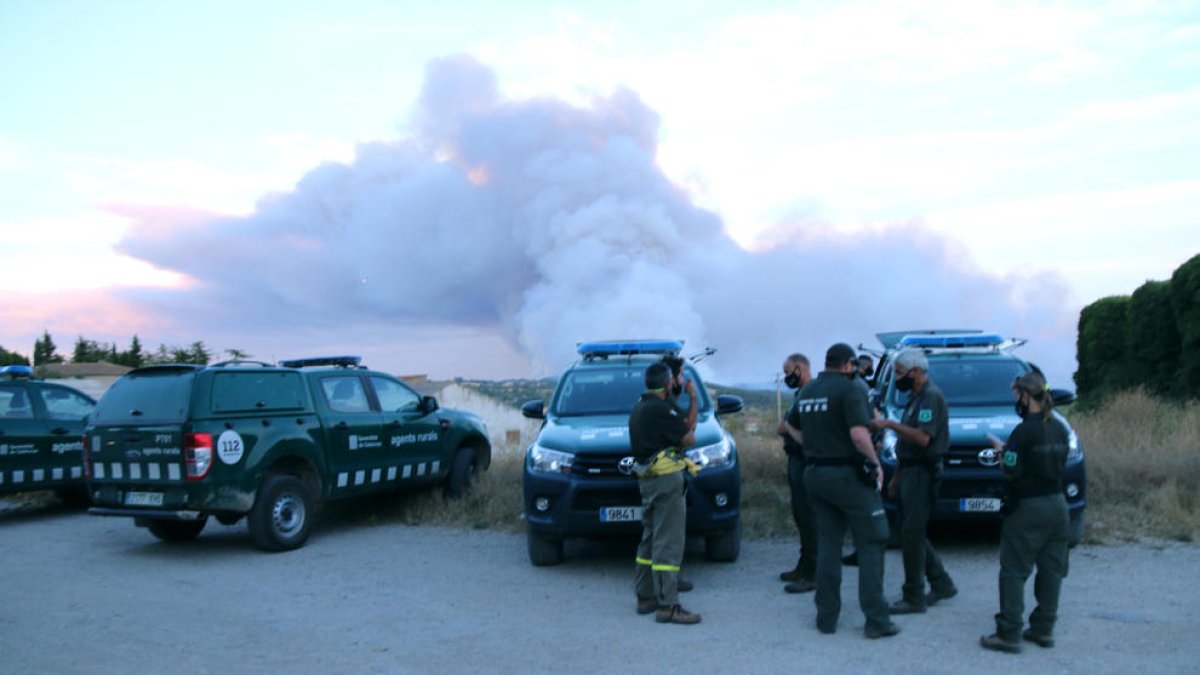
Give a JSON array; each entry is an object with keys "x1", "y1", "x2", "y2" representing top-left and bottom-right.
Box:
[{"x1": 570, "y1": 454, "x2": 624, "y2": 477}]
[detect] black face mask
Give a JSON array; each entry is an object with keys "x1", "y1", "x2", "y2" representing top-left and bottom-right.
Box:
[
  {"x1": 671, "y1": 382, "x2": 683, "y2": 397},
  {"x1": 784, "y1": 373, "x2": 802, "y2": 389},
  {"x1": 895, "y1": 374, "x2": 914, "y2": 392},
  {"x1": 1015, "y1": 397, "x2": 1029, "y2": 419}
]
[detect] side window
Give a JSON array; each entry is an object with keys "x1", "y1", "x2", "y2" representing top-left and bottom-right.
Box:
[
  {"x1": 371, "y1": 377, "x2": 420, "y2": 413},
  {"x1": 0, "y1": 385, "x2": 34, "y2": 419},
  {"x1": 321, "y1": 376, "x2": 371, "y2": 413},
  {"x1": 40, "y1": 386, "x2": 96, "y2": 420}
]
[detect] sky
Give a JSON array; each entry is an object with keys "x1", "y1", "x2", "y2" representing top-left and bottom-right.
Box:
[{"x1": 1, "y1": 0, "x2": 1197, "y2": 387}]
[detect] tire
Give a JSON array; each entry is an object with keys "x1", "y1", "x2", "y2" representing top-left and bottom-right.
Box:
[
  {"x1": 705, "y1": 520, "x2": 741, "y2": 562},
  {"x1": 445, "y1": 447, "x2": 477, "y2": 499},
  {"x1": 1067, "y1": 508, "x2": 1085, "y2": 549},
  {"x1": 249, "y1": 474, "x2": 315, "y2": 552},
  {"x1": 527, "y1": 527, "x2": 563, "y2": 566},
  {"x1": 147, "y1": 518, "x2": 208, "y2": 543},
  {"x1": 55, "y1": 487, "x2": 91, "y2": 508}
]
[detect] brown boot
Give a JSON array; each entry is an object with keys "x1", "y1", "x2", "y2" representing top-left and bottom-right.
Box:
[
  {"x1": 656, "y1": 604, "x2": 702, "y2": 625},
  {"x1": 980, "y1": 633, "x2": 1021, "y2": 653},
  {"x1": 779, "y1": 561, "x2": 804, "y2": 581},
  {"x1": 636, "y1": 596, "x2": 656, "y2": 615}
]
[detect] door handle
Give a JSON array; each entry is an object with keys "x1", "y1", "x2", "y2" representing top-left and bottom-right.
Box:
[{"x1": 51, "y1": 427, "x2": 70, "y2": 435}]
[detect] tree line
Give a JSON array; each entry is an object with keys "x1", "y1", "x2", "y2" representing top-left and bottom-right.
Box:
[
  {"x1": 0, "y1": 332, "x2": 249, "y2": 369},
  {"x1": 1075, "y1": 252, "x2": 1200, "y2": 404}
]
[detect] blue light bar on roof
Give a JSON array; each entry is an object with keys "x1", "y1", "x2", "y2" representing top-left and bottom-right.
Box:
[
  {"x1": 0, "y1": 364, "x2": 34, "y2": 378},
  {"x1": 278, "y1": 356, "x2": 362, "y2": 369},
  {"x1": 898, "y1": 333, "x2": 1005, "y2": 348},
  {"x1": 577, "y1": 340, "x2": 684, "y2": 357}
]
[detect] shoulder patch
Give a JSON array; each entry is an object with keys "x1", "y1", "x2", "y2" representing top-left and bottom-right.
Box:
[
  {"x1": 918, "y1": 408, "x2": 932, "y2": 423},
  {"x1": 1003, "y1": 450, "x2": 1017, "y2": 467}
]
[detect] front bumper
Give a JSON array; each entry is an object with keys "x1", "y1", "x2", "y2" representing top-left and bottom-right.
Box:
[
  {"x1": 523, "y1": 465, "x2": 740, "y2": 540},
  {"x1": 880, "y1": 460, "x2": 1087, "y2": 520}
]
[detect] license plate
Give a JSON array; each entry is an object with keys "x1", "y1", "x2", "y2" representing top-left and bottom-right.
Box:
[
  {"x1": 599, "y1": 506, "x2": 643, "y2": 522},
  {"x1": 125, "y1": 491, "x2": 164, "y2": 507},
  {"x1": 959, "y1": 498, "x2": 1001, "y2": 513}
]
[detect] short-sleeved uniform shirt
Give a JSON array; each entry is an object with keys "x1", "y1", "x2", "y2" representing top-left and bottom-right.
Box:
[
  {"x1": 1002, "y1": 411, "x2": 1069, "y2": 499},
  {"x1": 629, "y1": 393, "x2": 690, "y2": 463},
  {"x1": 896, "y1": 381, "x2": 950, "y2": 464},
  {"x1": 789, "y1": 371, "x2": 870, "y2": 461}
]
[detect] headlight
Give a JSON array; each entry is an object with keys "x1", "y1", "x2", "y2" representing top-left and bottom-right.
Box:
[
  {"x1": 685, "y1": 437, "x2": 734, "y2": 469},
  {"x1": 1066, "y1": 425, "x2": 1083, "y2": 462},
  {"x1": 879, "y1": 429, "x2": 898, "y2": 464},
  {"x1": 527, "y1": 444, "x2": 573, "y2": 474}
]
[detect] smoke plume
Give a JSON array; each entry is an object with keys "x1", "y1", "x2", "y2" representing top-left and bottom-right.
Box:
[{"x1": 117, "y1": 55, "x2": 1077, "y2": 385}]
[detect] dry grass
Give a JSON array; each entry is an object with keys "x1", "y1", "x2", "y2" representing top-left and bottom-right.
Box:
[{"x1": 1070, "y1": 389, "x2": 1200, "y2": 543}]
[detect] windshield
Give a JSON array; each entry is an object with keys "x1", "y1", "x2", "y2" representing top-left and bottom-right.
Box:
[
  {"x1": 888, "y1": 356, "x2": 1029, "y2": 408},
  {"x1": 551, "y1": 364, "x2": 711, "y2": 417}
]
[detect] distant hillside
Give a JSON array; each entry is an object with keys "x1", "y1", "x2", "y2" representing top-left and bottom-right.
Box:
[{"x1": 463, "y1": 377, "x2": 779, "y2": 412}]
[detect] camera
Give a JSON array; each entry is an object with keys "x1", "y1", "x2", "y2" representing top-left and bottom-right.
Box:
[{"x1": 661, "y1": 355, "x2": 685, "y2": 397}]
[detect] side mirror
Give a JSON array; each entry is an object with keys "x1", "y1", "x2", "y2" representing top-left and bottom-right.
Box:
[
  {"x1": 419, "y1": 396, "x2": 439, "y2": 414},
  {"x1": 716, "y1": 394, "x2": 744, "y2": 416},
  {"x1": 1049, "y1": 388, "x2": 1076, "y2": 406},
  {"x1": 521, "y1": 399, "x2": 545, "y2": 420}
]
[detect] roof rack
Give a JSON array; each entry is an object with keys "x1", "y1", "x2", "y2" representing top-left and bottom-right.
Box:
[
  {"x1": 0, "y1": 364, "x2": 35, "y2": 379},
  {"x1": 278, "y1": 356, "x2": 363, "y2": 369},
  {"x1": 577, "y1": 340, "x2": 684, "y2": 361},
  {"x1": 210, "y1": 359, "x2": 274, "y2": 368}
]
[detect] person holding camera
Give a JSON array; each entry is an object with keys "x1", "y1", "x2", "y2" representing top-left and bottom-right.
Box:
[
  {"x1": 979, "y1": 371, "x2": 1070, "y2": 653},
  {"x1": 788, "y1": 343, "x2": 898, "y2": 639},
  {"x1": 630, "y1": 360, "x2": 701, "y2": 625},
  {"x1": 778, "y1": 353, "x2": 817, "y2": 593},
  {"x1": 869, "y1": 349, "x2": 958, "y2": 615}
]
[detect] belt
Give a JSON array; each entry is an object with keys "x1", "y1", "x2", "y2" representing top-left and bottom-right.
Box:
[{"x1": 637, "y1": 449, "x2": 701, "y2": 477}]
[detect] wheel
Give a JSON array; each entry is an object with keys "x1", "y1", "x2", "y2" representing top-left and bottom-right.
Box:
[
  {"x1": 445, "y1": 447, "x2": 477, "y2": 499},
  {"x1": 147, "y1": 518, "x2": 207, "y2": 543},
  {"x1": 249, "y1": 474, "x2": 315, "y2": 552},
  {"x1": 1067, "y1": 508, "x2": 1085, "y2": 549},
  {"x1": 527, "y1": 527, "x2": 563, "y2": 566},
  {"x1": 705, "y1": 520, "x2": 741, "y2": 562},
  {"x1": 55, "y1": 487, "x2": 91, "y2": 508}
]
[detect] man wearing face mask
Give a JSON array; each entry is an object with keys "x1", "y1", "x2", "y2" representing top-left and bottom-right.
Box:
[
  {"x1": 869, "y1": 349, "x2": 957, "y2": 615},
  {"x1": 778, "y1": 353, "x2": 816, "y2": 593},
  {"x1": 789, "y1": 343, "x2": 897, "y2": 639}
]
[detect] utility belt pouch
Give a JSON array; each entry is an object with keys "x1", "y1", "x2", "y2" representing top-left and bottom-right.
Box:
[{"x1": 858, "y1": 458, "x2": 881, "y2": 488}]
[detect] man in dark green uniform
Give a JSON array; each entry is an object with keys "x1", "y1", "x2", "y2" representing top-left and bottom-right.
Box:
[
  {"x1": 869, "y1": 349, "x2": 957, "y2": 613},
  {"x1": 793, "y1": 343, "x2": 898, "y2": 639},
  {"x1": 630, "y1": 361, "x2": 700, "y2": 625},
  {"x1": 778, "y1": 353, "x2": 816, "y2": 593},
  {"x1": 981, "y1": 371, "x2": 1070, "y2": 653}
]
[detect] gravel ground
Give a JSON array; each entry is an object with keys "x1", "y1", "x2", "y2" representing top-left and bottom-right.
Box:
[{"x1": 1, "y1": 498, "x2": 1197, "y2": 675}]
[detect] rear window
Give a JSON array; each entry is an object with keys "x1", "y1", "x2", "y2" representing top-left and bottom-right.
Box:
[
  {"x1": 551, "y1": 364, "x2": 711, "y2": 416},
  {"x1": 211, "y1": 372, "x2": 307, "y2": 412},
  {"x1": 91, "y1": 368, "x2": 197, "y2": 423}
]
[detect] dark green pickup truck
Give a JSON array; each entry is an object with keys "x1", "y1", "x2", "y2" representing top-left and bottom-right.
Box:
[{"x1": 85, "y1": 357, "x2": 490, "y2": 551}]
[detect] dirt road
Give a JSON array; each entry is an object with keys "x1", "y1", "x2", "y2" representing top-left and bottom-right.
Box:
[{"x1": 1, "y1": 500, "x2": 1196, "y2": 674}]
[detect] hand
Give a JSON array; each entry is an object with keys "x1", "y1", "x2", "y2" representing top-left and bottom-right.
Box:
[
  {"x1": 868, "y1": 418, "x2": 889, "y2": 432},
  {"x1": 684, "y1": 379, "x2": 697, "y2": 395},
  {"x1": 986, "y1": 433, "x2": 1004, "y2": 451},
  {"x1": 875, "y1": 469, "x2": 884, "y2": 493}
]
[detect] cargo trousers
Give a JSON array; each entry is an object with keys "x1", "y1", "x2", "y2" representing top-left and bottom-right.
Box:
[
  {"x1": 635, "y1": 469, "x2": 686, "y2": 608},
  {"x1": 898, "y1": 465, "x2": 954, "y2": 605},
  {"x1": 995, "y1": 493, "x2": 1069, "y2": 640},
  {"x1": 804, "y1": 465, "x2": 891, "y2": 632},
  {"x1": 787, "y1": 453, "x2": 818, "y2": 580}
]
